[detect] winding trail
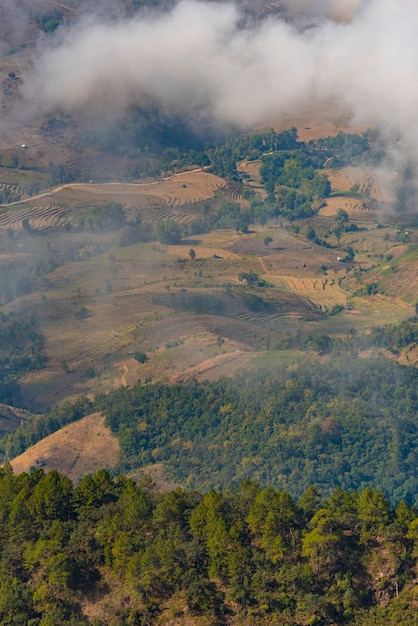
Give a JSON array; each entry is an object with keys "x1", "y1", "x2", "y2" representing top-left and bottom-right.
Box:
[{"x1": 0, "y1": 167, "x2": 212, "y2": 208}]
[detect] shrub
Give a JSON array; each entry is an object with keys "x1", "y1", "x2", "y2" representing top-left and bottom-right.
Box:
[{"x1": 134, "y1": 351, "x2": 148, "y2": 364}]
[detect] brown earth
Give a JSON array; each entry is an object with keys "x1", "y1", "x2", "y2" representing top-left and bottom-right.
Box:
[
  {"x1": 0, "y1": 169, "x2": 227, "y2": 230},
  {"x1": 10, "y1": 412, "x2": 120, "y2": 481},
  {"x1": 7, "y1": 217, "x2": 412, "y2": 410},
  {"x1": 271, "y1": 98, "x2": 370, "y2": 141},
  {"x1": 169, "y1": 350, "x2": 253, "y2": 383}
]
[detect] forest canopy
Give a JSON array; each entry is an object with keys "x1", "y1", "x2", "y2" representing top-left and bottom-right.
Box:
[{"x1": 0, "y1": 465, "x2": 416, "y2": 625}]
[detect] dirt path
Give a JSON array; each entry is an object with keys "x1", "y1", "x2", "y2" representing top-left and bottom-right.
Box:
[
  {"x1": 258, "y1": 255, "x2": 269, "y2": 273},
  {"x1": 0, "y1": 167, "x2": 213, "y2": 208},
  {"x1": 169, "y1": 351, "x2": 250, "y2": 383}
]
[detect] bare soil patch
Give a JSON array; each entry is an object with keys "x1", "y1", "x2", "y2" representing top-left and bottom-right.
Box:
[
  {"x1": 170, "y1": 351, "x2": 253, "y2": 383},
  {"x1": 319, "y1": 196, "x2": 371, "y2": 219},
  {"x1": 326, "y1": 166, "x2": 394, "y2": 202},
  {"x1": 10, "y1": 412, "x2": 119, "y2": 481}
]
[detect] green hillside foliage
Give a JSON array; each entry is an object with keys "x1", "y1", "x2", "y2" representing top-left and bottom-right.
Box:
[
  {"x1": 0, "y1": 314, "x2": 47, "y2": 409},
  {"x1": 198, "y1": 128, "x2": 371, "y2": 222},
  {"x1": 93, "y1": 353, "x2": 418, "y2": 504},
  {"x1": 2, "y1": 320, "x2": 418, "y2": 504},
  {"x1": 1, "y1": 396, "x2": 93, "y2": 461},
  {"x1": 0, "y1": 466, "x2": 416, "y2": 625}
]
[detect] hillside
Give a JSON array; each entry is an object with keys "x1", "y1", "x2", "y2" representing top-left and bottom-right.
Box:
[
  {"x1": 0, "y1": 3, "x2": 418, "y2": 625},
  {"x1": 10, "y1": 412, "x2": 119, "y2": 481},
  {"x1": 0, "y1": 402, "x2": 34, "y2": 437},
  {"x1": 1, "y1": 103, "x2": 417, "y2": 485},
  {"x1": 0, "y1": 467, "x2": 417, "y2": 626}
]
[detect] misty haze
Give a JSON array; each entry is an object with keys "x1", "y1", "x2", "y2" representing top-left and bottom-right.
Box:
[{"x1": 0, "y1": 1, "x2": 417, "y2": 624}]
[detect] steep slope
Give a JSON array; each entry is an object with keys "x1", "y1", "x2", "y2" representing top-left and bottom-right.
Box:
[{"x1": 10, "y1": 412, "x2": 119, "y2": 481}]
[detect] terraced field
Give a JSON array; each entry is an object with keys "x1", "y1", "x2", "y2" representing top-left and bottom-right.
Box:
[
  {"x1": 0, "y1": 182, "x2": 21, "y2": 203},
  {"x1": 271, "y1": 273, "x2": 347, "y2": 309},
  {"x1": 0, "y1": 201, "x2": 73, "y2": 229},
  {"x1": 237, "y1": 159, "x2": 267, "y2": 197},
  {"x1": 0, "y1": 169, "x2": 226, "y2": 230}
]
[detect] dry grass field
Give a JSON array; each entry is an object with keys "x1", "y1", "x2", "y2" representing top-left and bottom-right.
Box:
[
  {"x1": 270, "y1": 98, "x2": 370, "y2": 141},
  {"x1": 10, "y1": 412, "x2": 119, "y2": 481},
  {"x1": 5, "y1": 215, "x2": 410, "y2": 411},
  {"x1": 326, "y1": 166, "x2": 396, "y2": 202},
  {"x1": 0, "y1": 170, "x2": 226, "y2": 230}
]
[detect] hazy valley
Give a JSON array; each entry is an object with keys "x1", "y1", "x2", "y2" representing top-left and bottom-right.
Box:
[{"x1": 0, "y1": 1, "x2": 418, "y2": 624}]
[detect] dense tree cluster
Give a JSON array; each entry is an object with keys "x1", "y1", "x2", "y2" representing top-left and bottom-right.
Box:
[
  {"x1": 0, "y1": 465, "x2": 416, "y2": 625},
  {"x1": 0, "y1": 315, "x2": 47, "y2": 408},
  {"x1": 3, "y1": 320, "x2": 418, "y2": 506},
  {"x1": 307, "y1": 132, "x2": 371, "y2": 167},
  {"x1": 259, "y1": 152, "x2": 331, "y2": 220},
  {"x1": 91, "y1": 354, "x2": 418, "y2": 503},
  {"x1": 191, "y1": 128, "x2": 370, "y2": 225}
]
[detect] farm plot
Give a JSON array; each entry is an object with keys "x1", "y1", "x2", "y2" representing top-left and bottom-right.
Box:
[
  {"x1": 223, "y1": 181, "x2": 249, "y2": 206},
  {"x1": 0, "y1": 202, "x2": 81, "y2": 230},
  {"x1": 326, "y1": 166, "x2": 395, "y2": 202},
  {"x1": 0, "y1": 202, "x2": 72, "y2": 230},
  {"x1": 237, "y1": 159, "x2": 266, "y2": 197},
  {"x1": 237, "y1": 159, "x2": 262, "y2": 181},
  {"x1": 319, "y1": 196, "x2": 371, "y2": 219},
  {"x1": 0, "y1": 182, "x2": 21, "y2": 203},
  {"x1": 272, "y1": 273, "x2": 347, "y2": 309},
  {"x1": 69, "y1": 170, "x2": 224, "y2": 205},
  {"x1": 0, "y1": 170, "x2": 227, "y2": 230}
]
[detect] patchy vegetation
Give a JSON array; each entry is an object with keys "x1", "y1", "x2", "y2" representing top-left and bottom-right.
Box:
[
  {"x1": 1, "y1": 8, "x2": 418, "y2": 626},
  {"x1": 0, "y1": 314, "x2": 47, "y2": 408}
]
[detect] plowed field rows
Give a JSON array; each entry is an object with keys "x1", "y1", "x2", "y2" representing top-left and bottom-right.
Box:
[
  {"x1": 274, "y1": 274, "x2": 347, "y2": 308},
  {"x1": 0, "y1": 202, "x2": 81, "y2": 229},
  {"x1": 319, "y1": 197, "x2": 369, "y2": 218},
  {"x1": 0, "y1": 170, "x2": 226, "y2": 230}
]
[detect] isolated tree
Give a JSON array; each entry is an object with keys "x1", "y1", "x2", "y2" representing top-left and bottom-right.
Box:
[
  {"x1": 307, "y1": 227, "x2": 318, "y2": 243},
  {"x1": 238, "y1": 270, "x2": 259, "y2": 287},
  {"x1": 333, "y1": 226, "x2": 342, "y2": 244},
  {"x1": 189, "y1": 248, "x2": 196, "y2": 260},
  {"x1": 74, "y1": 305, "x2": 88, "y2": 318},
  {"x1": 155, "y1": 218, "x2": 182, "y2": 244},
  {"x1": 336, "y1": 208, "x2": 349, "y2": 228},
  {"x1": 263, "y1": 236, "x2": 273, "y2": 249},
  {"x1": 134, "y1": 351, "x2": 148, "y2": 364},
  {"x1": 344, "y1": 247, "x2": 355, "y2": 262}
]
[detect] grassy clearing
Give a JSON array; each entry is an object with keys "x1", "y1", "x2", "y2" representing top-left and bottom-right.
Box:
[{"x1": 0, "y1": 167, "x2": 49, "y2": 187}]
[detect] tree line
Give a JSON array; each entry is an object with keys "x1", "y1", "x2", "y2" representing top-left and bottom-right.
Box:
[
  {"x1": 2, "y1": 320, "x2": 418, "y2": 505},
  {"x1": 0, "y1": 464, "x2": 417, "y2": 625}
]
